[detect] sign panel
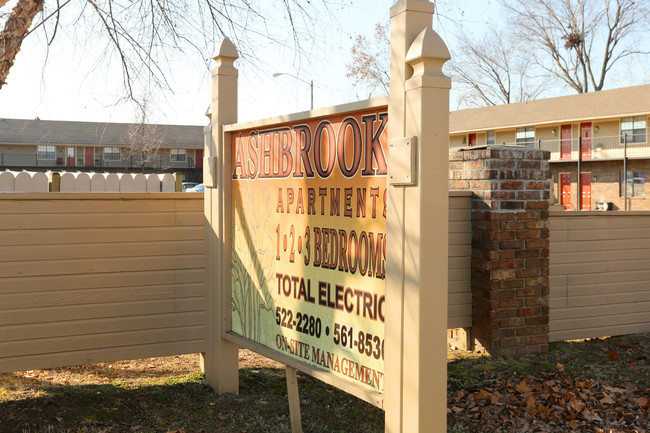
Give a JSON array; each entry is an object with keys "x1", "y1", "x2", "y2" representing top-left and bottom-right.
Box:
[{"x1": 230, "y1": 107, "x2": 388, "y2": 393}]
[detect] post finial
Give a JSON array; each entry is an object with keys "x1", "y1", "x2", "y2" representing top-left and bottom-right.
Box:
[
  {"x1": 406, "y1": 27, "x2": 451, "y2": 79},
  {"x1": 212, "y1": 38, "x2": 239, "y2": 61}
]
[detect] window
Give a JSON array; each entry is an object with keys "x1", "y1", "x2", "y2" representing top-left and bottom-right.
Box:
[
  {"x1": 104, "y1": 147, "x2": 121, "y2": 161},
  {"x1": 171, "y1": 148, "x2": 186, "y2": 162},
  {"x1": 516, "y1": 127, "x2": 535, "y2": 147},
  {"x1": 621, "y1": 171, "x2": 645, "y2": 198},
  {"x1": 37, "y1": 145, "x2": 55, "y2": 159},
  {"x1": 621, "y1": 116, "x2": 646, "y2": 143},
  {"x1": 486, "y1": 130, "x2": 495, "y2": 145}
]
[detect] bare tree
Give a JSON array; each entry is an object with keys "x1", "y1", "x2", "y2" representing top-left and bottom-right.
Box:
[
  {"x1": 0, "y1": 0, "x2": 43, "y2": 88},
  {"x1": 503, "y1": 0, "x2": 650, "y2": 93},
  {"x1": 346, "y1": 22, "x2": 390, "y2": 96},
  {"x1": 0, "y1": 0, "x2": 332, "y2": 98},
  {"x1": 450, "y1": 28, "x2": 550, "y2": 107},
  {"x1": 123, "y1": 99, "x2": 164, "y2": 172}
]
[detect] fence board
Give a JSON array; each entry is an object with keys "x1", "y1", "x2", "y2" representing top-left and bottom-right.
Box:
[
  {"x1": 0, "y1": 269, "x2": 204, "y2": 294},
  {"x1": 549, "y1": 211, "x2": 650, "y2": 342},
  {"x1": 0, "y1": 194, "x2": 206, "y2": 373},
  {"x1": 0, "y1": 226, "x2": 203, "y2": 246},
  {"x1": 448, "y1": 193, "x2": 472, "y2": 329},
  {"x1": 0, "y1": 240, "x2": 204, "y2": 262}
]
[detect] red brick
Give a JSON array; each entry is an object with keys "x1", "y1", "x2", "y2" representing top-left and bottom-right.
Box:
[
  {"x1": 492, "y1": 269, "x2": 516, "y2": 280},
  {"x1": 517, "y1": 230, "x2": 541, "y2": 239},
  {"x1": 518, "y1": 160, "x2": 542, "y2": 169},
  {"x1": 525, "y1": 335, "x2": 549, "y2": 345},
  {"x1": 492, "y1": 190, "x2": 517, "y2": 200},
  {"x1": 516, "y1": 190, "x2": 542, "y2": 200},
  {"x1": 500, "y1": 279, "x2": 525, "y2": 289},
  {"x1": 495, "y1": 231, "x2": 516, "y2": 240},
  {"x1": 496, "y1": 328, "x2": 517, "y2": 338},
  {"x1": 517, "y1": 326, "x2": 545, "y2": 336},
  {"x1": 498, "y1": 259, "x2": 524, "y2": 269},
  {"x1": 499, "y1": 299, "x2": 524, "y2": 308},
  {"x1": 496, "y1": 308, "x2": 517, "y2": 318},
  {"x1": 516, "y1": 268, "x2": 541, "y2": 278},
  {"x1": 517, "y1": 210, "x2": 544, "y2": 220},
  {"x1": 501, "y1": 221, "x2": 526, "y2": 230},
  {"x1": 516, "y1": 287, "x2": 540, "y2": 297},
  {"x1": 525, "y1": 315, "x2": 549, "y2": 326},
  {"x1": 499, "y1": 240, "x2": 525, "y2": 250},
  {"x1": 488, "y1": 289, "x2": 515, "y2": 300},
  {"x1": 499, "y1": 317, "x2": 526, "y2": 328},
  {"x1": 501, "y1": 200, "x2": 525, "y2": 210},
  {"x1": 501, "y1": 181, "x2": 524, "y2": 190},
  {"x1": 526, "y1": 239, "x2": 549, "y2": 249},
  {"x1": 486, "y1": 159, "x2": 516, "y2": 169},
  {"x1": 526, "y1": 181, "x2": 548, "y2": 190},
  {"x1": 516, "y1": 249, "x2": 540, "y2": 259},
  {"x1": 525, "y1": 258, "x2": 548, "y2": 268},
  {"x1": 526, "y1": 277, "x2": 549, "y2": 288},
  {"x1": 474, "y1": 221, "x2": 500, "y2": 231},
  {"x1": 526, "y1": 200, "x2": 549, "y2": 210},
  {"x1": 500, "y1": 336, "x2": 526, "y2": 347},
  {"x1": 524, "y1": 220, "x2": 548, "y2": 229},
  {"x1": 491, "y1": 213, "x2": 516, "y2": 221},
  {"x1": 517, "y1": 307, "x2": 541, "y2": 317}
]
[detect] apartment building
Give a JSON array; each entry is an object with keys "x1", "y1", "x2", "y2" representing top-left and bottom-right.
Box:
[
  {"x1": 0, "y1": 118, "x2": 204, "y2": 182},
  {"x1": 450, "y1": 84, "x2": 650, "y2": 211}
]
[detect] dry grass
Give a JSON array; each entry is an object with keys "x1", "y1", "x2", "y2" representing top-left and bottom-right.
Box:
[{"x1": 1, "y1": 334, "x2": 648, "y2": 433}]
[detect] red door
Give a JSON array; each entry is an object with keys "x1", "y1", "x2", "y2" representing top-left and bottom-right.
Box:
[
  {"x1": 580, "y1": 122, "x2": 592, "y2": 159},
  {"x1": 561, "y1": 173, "x2": 572, "y2": 209},
  {"x1": 66, "y1": 147, "x2": 75, "y2": 167},
  {"x1": 469, "y1": 133, "x2": 477, "y2": 146},
  {"x1": 561, "y1": 124, "x2": 572, "y2": 160},
  {"x1": 580, "y1": 173, "x2": 592, "y2": 210},
  {"x1": 85, "y1": 147, "x2": 94, "y2": 167},
  {"x1": 195, "y1": 149, "x2": 203, "y2": 168}
]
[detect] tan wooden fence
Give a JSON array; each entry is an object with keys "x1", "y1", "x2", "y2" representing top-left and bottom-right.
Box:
[
  {"x1": 0, "y1": 193, "x2": 206, "y2": 373},
  {"x1": 549, "y1": 211, "x2": 650, "y2": 342},
  {"x1": 448, "y1": 191, "x2": 472, "y2": 329},
  {"x1": 0, "y1": 192, "x2": 471, "y2": 373},
  {"x1": 4, "y1": 192, "x2": 650, "y2": 372}
]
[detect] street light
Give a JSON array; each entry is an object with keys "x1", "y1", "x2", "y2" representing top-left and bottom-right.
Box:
[{"x1": 272, "y1": 72, "x2": 314, "y2": 110}]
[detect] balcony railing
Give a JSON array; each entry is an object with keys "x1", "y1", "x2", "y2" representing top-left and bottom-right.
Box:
[
  {"x1": 536, "y1": 133, "x2": 650, "y2": 161},
  {"x1": 0, "y1": 153, "x2": 198, "y2": 170},
  {"x1": 454, "y1": 133, "x2": 650, "y2": 162}
]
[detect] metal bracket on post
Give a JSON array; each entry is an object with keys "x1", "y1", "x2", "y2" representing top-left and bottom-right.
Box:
[{"x1": 389, "y1": 136, "x2": 417, "y2": 186}]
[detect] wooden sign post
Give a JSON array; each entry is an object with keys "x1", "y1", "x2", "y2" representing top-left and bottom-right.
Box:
[{"x1": 203, "y1": 1, "x2": 450, "y2": 432}]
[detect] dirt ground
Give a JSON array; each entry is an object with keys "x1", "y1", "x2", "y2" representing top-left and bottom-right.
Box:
[{"x1": 1, "y1": 334, "x2": 649, "y2": 433}]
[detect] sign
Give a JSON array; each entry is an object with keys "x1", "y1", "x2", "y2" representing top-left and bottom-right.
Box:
[{"x1": 230, "y1": 107, "x2": 388, "y2": 393}]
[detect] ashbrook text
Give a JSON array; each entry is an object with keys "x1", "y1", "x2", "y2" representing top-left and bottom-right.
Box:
[{"x1": 232, "y1": 113, "x2": 388, "y2": 180}]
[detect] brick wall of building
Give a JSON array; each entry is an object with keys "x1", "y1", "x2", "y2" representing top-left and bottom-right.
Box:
[
  {"x1": 449, "y1": 146, "x2": 551, "y2": 355},
  {"x1": 551, "y1": 160, "x2": 650, "y2": 211}
]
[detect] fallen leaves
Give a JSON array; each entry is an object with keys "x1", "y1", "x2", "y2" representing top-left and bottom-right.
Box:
[
  {"x1": 449, "y1": 373, "x2": 649, "y2": 432},
  {"x1": 605, "y1": 348, "x2": 620, "y2": 361}
]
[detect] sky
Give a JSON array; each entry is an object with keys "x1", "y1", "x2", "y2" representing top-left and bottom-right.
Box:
[{"x1": 0, "y1": 0, "x2": 648, "y2": 126}]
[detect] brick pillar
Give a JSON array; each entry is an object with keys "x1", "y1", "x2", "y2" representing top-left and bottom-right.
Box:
[{"x1": 449, "y1": 146, "x2": 551, "y2": 355}]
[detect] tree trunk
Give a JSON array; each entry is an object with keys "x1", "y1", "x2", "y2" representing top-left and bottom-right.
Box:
[{"x1": 0, "y1": 0, "x2": 44, "y2": 88}]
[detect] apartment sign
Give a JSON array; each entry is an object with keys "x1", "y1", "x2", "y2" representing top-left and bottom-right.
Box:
[{"x1": 230, "y1": 107, "x2": 388, "y2": 393}]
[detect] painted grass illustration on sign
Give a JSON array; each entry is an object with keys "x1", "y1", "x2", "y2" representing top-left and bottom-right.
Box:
[{"x1": 231, "y1": 181, "x2": 275, "y2": 341}]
